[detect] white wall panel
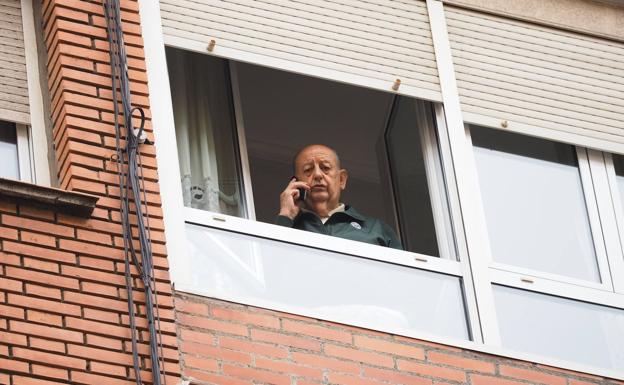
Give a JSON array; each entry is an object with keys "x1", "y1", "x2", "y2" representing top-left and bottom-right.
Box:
[
  {"x1": 446, "y1": 6, "x2": 624, "y2": 149},
  {"x1": 0, "y1": 0, "x2": 29, "y2": 124},
  {"x1": 160, "y1": 0, "x2": 441, "y2": 101}
]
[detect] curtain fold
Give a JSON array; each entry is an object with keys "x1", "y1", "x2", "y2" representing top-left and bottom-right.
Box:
[{"x1": 167, "y1": 48, "x2": 243, "y2": 217}]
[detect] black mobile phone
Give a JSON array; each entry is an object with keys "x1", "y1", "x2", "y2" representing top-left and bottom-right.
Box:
[
  {"x1": 292, "y1": 176, "x2": 306, "y2": 201},
  {"x1": 298, "y1": 187, "x2": 307, "y2": 201}
]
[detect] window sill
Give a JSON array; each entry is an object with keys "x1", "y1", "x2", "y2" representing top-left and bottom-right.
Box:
[
  {"x1": 183, "y1": 206, "x2": 461, "y2": 275},
  {"x1": 0, "y1": 177, "x2": 99, "y2": 218}
]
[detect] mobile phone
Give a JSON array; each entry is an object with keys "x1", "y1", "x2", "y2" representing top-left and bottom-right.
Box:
[
  {"x1": 298, "y1": 187, "x2": 307, "y2": 201},
  {"x1": 292, "y1": 176, "x2": 306, "y2": 201}
]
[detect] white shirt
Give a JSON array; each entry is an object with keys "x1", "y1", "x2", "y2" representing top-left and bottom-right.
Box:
[{"x1": 320, "y1": 203, "x2": 345, "y2": 224}]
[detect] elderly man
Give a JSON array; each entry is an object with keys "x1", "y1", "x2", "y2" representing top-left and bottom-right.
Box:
[{"x1": 276, "y1": 144, "x2": 402, "y2": 249}]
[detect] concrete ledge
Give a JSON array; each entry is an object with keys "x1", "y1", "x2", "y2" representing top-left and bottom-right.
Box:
[{"x1": 0, "y1": 178, "x2": 98, "y2": 218}]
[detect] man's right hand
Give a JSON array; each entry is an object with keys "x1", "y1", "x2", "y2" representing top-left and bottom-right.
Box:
[{"x1": 278, "y1": 177, "x2": 309, "y2": 220}]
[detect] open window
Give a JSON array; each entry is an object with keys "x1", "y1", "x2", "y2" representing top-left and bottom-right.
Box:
[
  {"x1": 164, "y1": 45, "x2": 624, "y2": 368},
  {"x1": 166, "y1": 47, "x2": 456, "y2": 259},
  {"x1": 164, "y1": 46, "x2": 475, "y2": 343}
]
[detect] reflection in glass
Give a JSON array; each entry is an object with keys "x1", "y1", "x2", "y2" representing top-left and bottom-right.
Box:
[
  {"x1": 166, "y1": 47, "x2": 245, "y2": 218},
  {"x1": 494, "y1": 285, "x2": 624, "y2": 370},
  {"x1": 612, "y1": 155, "x2": 624, "y2": 219},
  {"x1": 386, "y1": 97, "x2": 442, "y2": 257},
  {"x1": 0, "y1": 121, "x2": 19, "y2": 179},
  {"x1": 471, "y1": 126, "x2": 599, "y2": 282},
  {"x1": 184, "y1": 223, "x2": 470, "y2": 340}
]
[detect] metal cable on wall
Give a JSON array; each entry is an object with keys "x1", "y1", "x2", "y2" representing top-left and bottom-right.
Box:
[{"x1": 103, "y1": 1, "x2": 166, "y2": 384}]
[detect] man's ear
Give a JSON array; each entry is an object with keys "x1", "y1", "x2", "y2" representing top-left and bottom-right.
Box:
[{"x1": 339, "y1": 169, "x2": 348, "y2": 190}]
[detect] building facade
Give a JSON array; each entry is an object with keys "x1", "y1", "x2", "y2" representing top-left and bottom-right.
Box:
[{"x1": 1, "y1": 0, "x2": 624, "y2": 385}]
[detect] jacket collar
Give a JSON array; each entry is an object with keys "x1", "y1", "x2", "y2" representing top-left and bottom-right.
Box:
[
  {"x1": 297, "y1": 204, "x2": 366, "y2": 222},
  {"x1": 342, "y1": 205, "x2": 366, "y2": 222}
]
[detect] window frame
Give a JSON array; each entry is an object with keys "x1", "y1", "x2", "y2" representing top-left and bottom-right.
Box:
[
  {"x1": 175, "y1": 51, "x2": 469, "y2": 270},
  {"x1": 490, "y1": 282, "x2": 624, "y2": 372},
  {"x1": 227, "y1": 60, "x2": 459, "y2": 260},
  {"x1": 0, "y1": 0, "x2": 53, "y2": 185},
  {"x1": 0, "y1": 121, "x2": 30, "y2": 181},
  {"x1": 16, "y1": 123, "x2": 34, "y2": 181},
  {"x1": 602, "y1": 152, "x2": 624, "y2": 295},
  {"x1": 464, "y1": 119, "x2": 624, "y2": 366},
  {"x1": 465, "y1": 127, "x2": 615, "y2": 291},
  {"x1": 19, "y1": 0, "x2": 51, "y2": 185},
  {"x1": 159, "y1": 38, "x2": 481, "y2": 341},
  {"x1": 229, "y1": 61, "x2": 256, "y2": 220}
]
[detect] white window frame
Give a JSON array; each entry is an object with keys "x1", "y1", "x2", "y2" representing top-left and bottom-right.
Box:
[
  {"x1": 15, "y1": 123, "x2": 34, "y2": 181},
  {"x1": 229, "y1": 62, "x2": 256, "y2": 220},
  {"x1": 0, "y1": 0, "x2": 53, "y2": 185},
  {"x1": 1, "y1": 121, "x2": 31, "y2": 181},
  {"x1": 147, "y1": 7, "x2": 479, "y2": 342},
  {"x1": 602, "y1": 152, "x2": 624, "y2": 295},
  {"x1": 462, "y1": 118, "x2": 624, "y2": 298},
  {"x1": 465, "y1": 128, "x2": 616, "y2": 291},
  {"x1": 169, "y1": 51, "x2": 477, "y2": 337},
  {"x1": 463, "y1": 121, "x2": 624, "y2": 309},
  {"x1": 141, "y1": 0, "x2": 624, "y2": 379},
  {"x1": 0, "y1": 0, "x2": 48, "y2": 184}
]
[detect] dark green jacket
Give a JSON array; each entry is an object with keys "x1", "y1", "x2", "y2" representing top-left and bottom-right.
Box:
[{"x1": 275, "y1": 205, "x2": 403, "y2": 250}]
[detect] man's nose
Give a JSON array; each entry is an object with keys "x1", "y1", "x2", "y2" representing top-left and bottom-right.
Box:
[{"x1": 312, "y1": 164, "x2": 323, "y2": 179}]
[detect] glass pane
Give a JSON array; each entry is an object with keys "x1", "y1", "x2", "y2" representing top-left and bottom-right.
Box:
[
  {"x1": 184, "y1": 223, "x2": 470, "y2": 340},
  {"x1": 612, "y1": 155, "x2": 624, "y2": 217},
  {"x1": 494, "y1": 285, "x2": 624, "y2": 371},
  {"x1": 471, "y1": 126, "x2": 599, "y2": 282},
  {"x1": 166, "y1": 47, "x2": 245, "y2": 218},
  {"x1": 0, "y1": 121, "x2": 19, "y2": 179},
  {"x1": 386, "y1": 97, "x2": 442, "y2": 257}
]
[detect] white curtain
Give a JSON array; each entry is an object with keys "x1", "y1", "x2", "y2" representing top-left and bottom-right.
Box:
[{"x1": 168, "y1": 49, "x2": 242, "y2": 217}]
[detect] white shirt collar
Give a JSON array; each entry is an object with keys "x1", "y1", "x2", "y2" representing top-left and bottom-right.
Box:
[{"x1": 321, "y1": 203, "x2": 345, "y2": 224}]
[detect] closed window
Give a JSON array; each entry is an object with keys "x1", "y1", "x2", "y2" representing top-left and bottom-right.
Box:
[
  {"x1": 470, "y1": 124, "x2": 624, "y2": 373},
  {"x1": 493, "y1": 285, "x2": 624, "y2": 371},
  {"x1": 471, "y1": 126, "x2": 601, "y2": 282}
]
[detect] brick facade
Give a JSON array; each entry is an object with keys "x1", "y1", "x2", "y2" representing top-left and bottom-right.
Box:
[
  {"x1": 0, "y1": 1, "x2": 178, "y2": 384},
  {"x1": 0, "y1": 199, "x2": 179, "y2": 385},
  {"x1": 0, "y1": 1, "x2": 623, "y2": 385},
  {"x1": 174, "y1": 294, "x2": 623, "y2": 385}
]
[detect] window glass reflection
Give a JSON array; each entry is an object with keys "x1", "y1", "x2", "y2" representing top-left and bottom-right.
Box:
[
  {"x1": 471, "y1": 126, "x2": 599, "y2": 282},
  {"x1": 385, "y1": 97, "x2": 440, "y2": 257},
  {"x1": 184, "y1": 223, "x2": 470, "y2": 340},
  {"x1": 494, "y1": 285, "x2": 624, "y2": 370},
  {"x1": 0, "y1": 121, "x2": 19, "y2": 179},
  {"x1": 611, "y1": 155, "x2": 624, "y2": 220}
]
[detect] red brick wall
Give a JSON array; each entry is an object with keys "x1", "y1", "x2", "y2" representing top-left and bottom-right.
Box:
[
  {"x1": 175, "y1": 294, "x2": 622, "y2": 385},
  {"x1": 0, "y1": 1, "x2": 178, "y2": 384}
]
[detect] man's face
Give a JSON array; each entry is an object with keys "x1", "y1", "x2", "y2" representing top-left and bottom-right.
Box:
[{"x1": 294, "y1": 145, "x2": 347, "y2": 209}]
